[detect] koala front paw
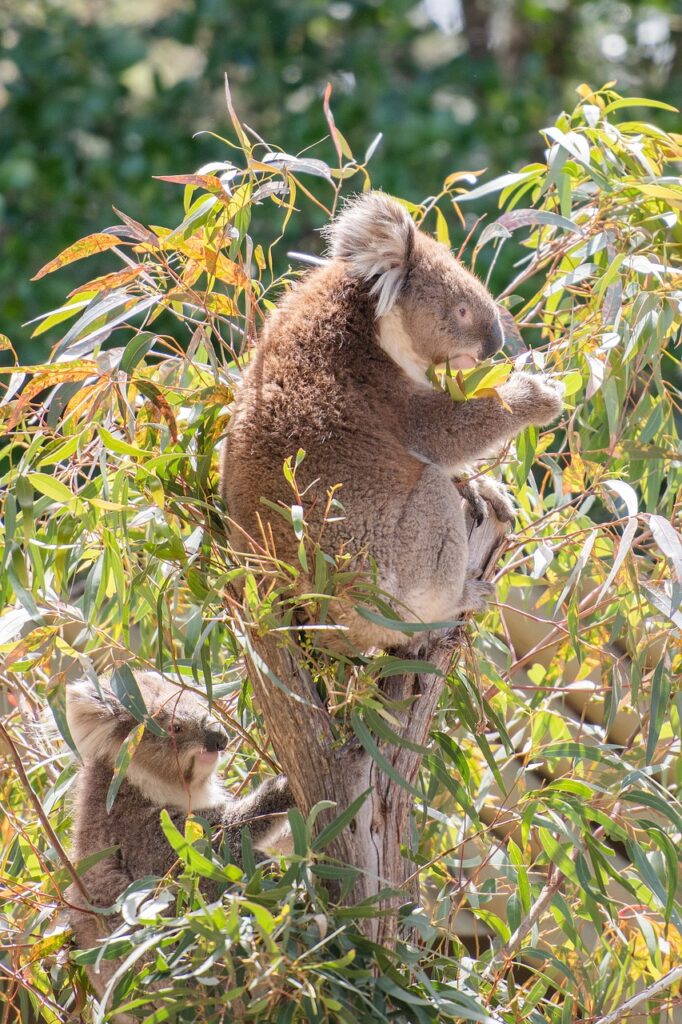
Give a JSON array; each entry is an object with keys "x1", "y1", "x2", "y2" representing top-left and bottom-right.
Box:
[
  {"x1": 268, "y1": 774, "x2": 294, "y2": 809},
  {"x1": 459, "y1": 576, "x2": 494, "y2": 615},
  {"x1": 501, "y1": 372, "x2": 564, "y2": 427}
]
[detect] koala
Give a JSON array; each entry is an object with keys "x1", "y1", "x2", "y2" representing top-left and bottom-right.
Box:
[
  {"x1": 222, "y1": 192, "x2": 562, "y2": 651},
  {"x1": 65, "y1": 671, "x2": 292, "y2": 1016}
]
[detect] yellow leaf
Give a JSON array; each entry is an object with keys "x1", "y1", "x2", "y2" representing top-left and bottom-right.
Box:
[
  {"x1": 32, "y1": 233, "x2": 124, "y2": 280},
  {"x1": 576, "y1": 83, "x2": 605, "y2": 109},
  {"x1": 563, "y1": 454, "x2": 586, "y2": 494},
  {"x1": 63, "y1": 381, "x2": 107, "y2": 422},
  {"x1": 202, "y1": 292, "x2": 239, "y2": 315},
  {"x1": 7, "y1": 363, "x2": 100, "y2": 429},
  {"x1": 154, "y1": 173, "x2": 227, "y2": 194},
  {"x1": 205, "y1": 250, "x2": 249, "y2": 287},
  {"x1": 67, "y1": 265, "x2": 146, "y2": 298},
  {"x1": 184, "y1": 817, "x2": 203, "y2": 843},
  {"x1": 434, "y1": 207, "x2": 450, "y2": 247},
  {"x1": 634, "y1": 183, "x2": 682, "y2": 208}
]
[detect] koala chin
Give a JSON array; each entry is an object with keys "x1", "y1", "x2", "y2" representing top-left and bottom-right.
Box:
[
  {"x1": 65, "y1": 672, "x2": 292, "y2": 1020},
  {"x1": 222, "y1": 191, "x2": 563, "y2": 652}
]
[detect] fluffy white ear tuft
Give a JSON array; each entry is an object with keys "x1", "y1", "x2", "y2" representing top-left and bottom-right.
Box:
[
  {"x1": 66, "y1": 678, "x2": 121, "y2": 763},
  {"x1": 325, "y1": 192, "x2": 415, "y2": 317}
]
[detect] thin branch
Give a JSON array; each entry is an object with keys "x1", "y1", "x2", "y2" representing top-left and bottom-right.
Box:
[
  {"x1": 0, "y1": 721, "x2": 91, "y2": 905},
  {"x1": 483, "y1": 863, "x2": 565, "y2": 980},
  {"x1": 594, "y1": 965, "x2": 682, "y2": 1024}
]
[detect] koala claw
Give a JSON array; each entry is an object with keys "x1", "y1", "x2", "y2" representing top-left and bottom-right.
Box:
[
  {"x1": 455, "y1": 479, "x2": 486, "y2": 526},
  {"x1": 455, "y1": 476, "x2": 516, "y2": 528},
  {"x1": 477, "y1": 479, "x2": 516, "y2": 526}
]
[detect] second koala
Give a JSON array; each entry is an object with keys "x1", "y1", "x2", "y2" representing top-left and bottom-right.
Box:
[
  {"x1": 65, "y1": 671, "x2": 292, "y2": 1016},
  {"x1": 222, "y1": 192, "x2": 562, "y2": 650}
]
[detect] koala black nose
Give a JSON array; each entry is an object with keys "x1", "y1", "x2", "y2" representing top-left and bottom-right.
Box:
[
  {"x1": 204, "y1": 723, "x2": 228, "y2": 752},
  {"x1": 484, "y1": 316, "x2": 505, "y2": 358}
]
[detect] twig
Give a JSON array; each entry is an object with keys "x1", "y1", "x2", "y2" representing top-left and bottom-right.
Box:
[
  {"x1": 0, "y1": 721, "x2": 91, "y2": 904},
  {"x1": 483, "y1": 863, "x2": 565, "y2": 980},
  {"x1": 593, "y1": 965, "x2": 682, "y2": 1024}
]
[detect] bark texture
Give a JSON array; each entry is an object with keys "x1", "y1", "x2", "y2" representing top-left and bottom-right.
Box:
[{"x1": 243, "y1": 509, "x2": 507, "y2": 947}]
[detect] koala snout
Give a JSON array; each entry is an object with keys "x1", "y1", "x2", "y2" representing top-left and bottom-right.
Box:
[
  {"x1": 483, "y1": 316, "x2": 505, "y2": 359},
  {"x1": 203, "y1": 723, "x2": 228, "y2": 752}
]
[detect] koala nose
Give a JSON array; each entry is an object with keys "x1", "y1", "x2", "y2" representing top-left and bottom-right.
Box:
[
  {"x1": 484, "y1": 316, "x2": 505, "y2": 358},
  {"x1": 204, "y1": 723, "x2": 228, "y2": 752}
]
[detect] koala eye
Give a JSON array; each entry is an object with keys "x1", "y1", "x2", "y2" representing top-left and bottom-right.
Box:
[
  {"x1": 457, "y1": 306, "x2": 469, "y2": 319},
  {"x1": 168, "y1": 720, "x2": 183, "y2": 735}
]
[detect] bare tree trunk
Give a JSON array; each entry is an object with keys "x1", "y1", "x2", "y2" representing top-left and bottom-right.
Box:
[{"x1": 243, "y1": 510, "x2": 507, "y2": 947}]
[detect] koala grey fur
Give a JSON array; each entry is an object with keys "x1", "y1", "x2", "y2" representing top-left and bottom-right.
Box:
[
  {"x1": 65, "y1": 671, "x2": 292, "y2": 1018},
  {"x1": 222, "y1": 191, "x2": 563, "y2": 651}
]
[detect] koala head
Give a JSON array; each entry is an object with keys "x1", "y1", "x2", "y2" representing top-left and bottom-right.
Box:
[
  {"x1": 326, "y1": 191, "x2": 504, "y2": 381},
  {"x1": 66, "y1": 671, "x2": 228, "y2": 808}
]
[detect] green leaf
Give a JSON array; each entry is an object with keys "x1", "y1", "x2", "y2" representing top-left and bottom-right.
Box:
[
  {"x1": 312, "y1": 789, "x2": 372, "y2": 852},
  {"x1": 107, "y1": 723, "x2": 145, "y2": 813},
  {"x1": 26, "y1": 473, "x2": 75, "y2": 504},
  {"x1": 456, "y1": 168, "x2": 543, "y2": 203},
  {"x1": 646, "y1": 660, "x2": 671, "y2": 765},
  {"x1": 350, "y1": 712, "x2": 420, "y2": 797},
  {"x1": 287, "y1": 807, "x2": 309, "y2": 856},
  {"x1": 110, "y1": 664, "x2": 166, "y2": 736},
  {"x1": 538, "y1": 829, "x2": 579, "y2": 885},
  {"x1": 602, "y1": 97, "x2": 679, "y2": 114},
  {"x1": 119, "y1": 332, "x2": 157, "y2": 374},
  {"x1": 355, "y1": 605, "x2": 461, "y2": 635},
  {"x1": 160, "y1": 810, "x2": 240, "y2": 883},
  {"x1": 99, "y1": 426, "x2": 147, "y2": 458}
]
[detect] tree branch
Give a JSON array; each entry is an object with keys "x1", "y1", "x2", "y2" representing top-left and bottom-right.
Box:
[
  {"x1": 594, "y1": 965, "x2": 682, "y2": 1024},
  {"x1": 242, "y1": 505, "x2": 509, "y2": 945}
]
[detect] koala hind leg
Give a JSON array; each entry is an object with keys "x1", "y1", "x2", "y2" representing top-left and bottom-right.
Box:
[{"x1": 394, "y1": 466, "x2": 474, "y2": 629}]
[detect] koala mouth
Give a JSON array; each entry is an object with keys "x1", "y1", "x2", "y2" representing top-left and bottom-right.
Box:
[
  {"x1": 196, "y1": 749, "x2": 221, "y2": 765},
  {"x1": 449, "y1": 354, "x2": 479, "y2": 370}
]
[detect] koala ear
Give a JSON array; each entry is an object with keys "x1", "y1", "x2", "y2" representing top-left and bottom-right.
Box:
[
  {"x1": 66, "y1": 677, "x2": 122, "y2": 760},
  {"x1": 325, "y1": 192, "x2": 415, "y2": 317}
]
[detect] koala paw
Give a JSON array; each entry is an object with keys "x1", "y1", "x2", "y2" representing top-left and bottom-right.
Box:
[
  {"x1": 455, "y1": 479, "x2": 486, "y2": 526},
  {"x1": 268, "y1": 774, "x2": 293, "y2": 805},
  {"x1": 475, "y1": 477, "x2": 516, "y2": 526},
  {"x1": 459, "y1": 576, "x2": 494, "y2": 615},
  {"x1": 501, "y1": 372, "x2": 564, "y2": 427},
  {"x1": 456, "y1": 476, "x2": 515, "y2": 529}
]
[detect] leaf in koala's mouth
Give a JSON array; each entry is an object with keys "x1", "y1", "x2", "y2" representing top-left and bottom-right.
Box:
[{"x1": 449, "y1": 354, "x2": 478, "y2": 370}]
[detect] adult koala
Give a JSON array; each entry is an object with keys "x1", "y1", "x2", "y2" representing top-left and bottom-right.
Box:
[{"x1": 222, "y1": 192, "x2": 562, "y2": 650}]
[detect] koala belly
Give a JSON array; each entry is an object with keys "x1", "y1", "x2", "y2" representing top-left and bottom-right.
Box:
[{"x1": 330, "y1": 463, "x2": 470, "y2": 652}]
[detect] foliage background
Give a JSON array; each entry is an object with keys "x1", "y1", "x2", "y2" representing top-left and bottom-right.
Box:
[
  {"x1": 1, "y1": 0, "x2": 682, "y2": 358},
  {"x1": 0, "y1": 3, "x2": 681, "y2": 1023}
]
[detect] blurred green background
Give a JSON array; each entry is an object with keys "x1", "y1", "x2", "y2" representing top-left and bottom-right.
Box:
[{"x1": 1, "y1": 0, "x2": 680, "y2": 361}]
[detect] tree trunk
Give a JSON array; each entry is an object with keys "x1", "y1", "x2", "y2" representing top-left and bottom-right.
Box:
[{"x1": 243, "y1": 509, "x2": 508, "y2": 947}]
